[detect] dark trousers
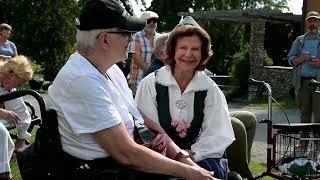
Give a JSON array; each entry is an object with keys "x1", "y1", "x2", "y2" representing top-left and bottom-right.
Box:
[
  {"x1": 197, "y1": 158, "x2": 228, "y2": 179},
  {"x1": 296, "y1": 79, "x2": 320, "y2": 138}
]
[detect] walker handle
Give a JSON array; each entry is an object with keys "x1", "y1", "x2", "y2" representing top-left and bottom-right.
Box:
[{"x1": 309, "y1": 79, "x2": 320, "y2": 88}]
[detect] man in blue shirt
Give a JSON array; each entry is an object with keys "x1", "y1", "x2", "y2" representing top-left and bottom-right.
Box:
[{"x1": 288, "y1": 11, "x2": 320, "y2": 145}]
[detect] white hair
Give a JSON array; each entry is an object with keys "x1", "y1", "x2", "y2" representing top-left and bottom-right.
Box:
[{"x1": 76, "y1": 28, "x2": 122, "y2": 55}]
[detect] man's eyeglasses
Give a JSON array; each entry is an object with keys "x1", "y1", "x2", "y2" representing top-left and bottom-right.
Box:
[
  {"x1": 147, "y1": 18, "x2": 158, "y2": 24},
  {"x1": 96, "y1": 31, "x2": 133, "y2": 39}
]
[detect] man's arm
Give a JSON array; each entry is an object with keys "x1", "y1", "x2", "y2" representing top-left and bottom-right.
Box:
[
  {"x1": 291, "y1": 55, "x2": 308, "y2": 66},
  {"x1": 132, "y1": 53, "x2": 149, "y2": 70},
  {"x1": 92, "y1": 123, "x2": 214, "y2": 179},
  {"x1": 288, "y1": 38, "x2": 308, "y2": 66}
]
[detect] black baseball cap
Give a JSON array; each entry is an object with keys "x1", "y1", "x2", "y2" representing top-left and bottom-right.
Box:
[{"x1": 77, "y1": 0, "x2": 145, "y2": 32}]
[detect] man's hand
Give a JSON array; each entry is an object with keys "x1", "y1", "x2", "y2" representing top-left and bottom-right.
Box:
[
  {"x1": 0, "y1": 109, "x2": 20, "y2": 125},
  {"x1": 185, "y1": 166, "x2": 216, "y2": 180},
  {"x1": 301, "y1": 52, "x2": 311, "y2": 61},
  {"x1": 309, "y1": 59, "x2": 320, "y2": 68}
]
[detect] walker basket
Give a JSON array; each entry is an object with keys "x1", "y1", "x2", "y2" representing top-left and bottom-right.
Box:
[{"x1": 273, "y1": 123, "x2": 320, "y2": 179}]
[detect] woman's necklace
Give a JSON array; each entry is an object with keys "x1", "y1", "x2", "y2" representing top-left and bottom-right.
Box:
[{"x1": 171, "y1": 97, "x2": 190, "y2": 138}]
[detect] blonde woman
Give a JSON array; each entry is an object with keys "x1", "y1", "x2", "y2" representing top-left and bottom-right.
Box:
[{"x1": 0, "y1": 55, "x2": 33, "y2": 180}]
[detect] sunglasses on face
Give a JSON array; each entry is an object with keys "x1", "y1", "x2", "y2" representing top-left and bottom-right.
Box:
[{"x1": 147, "y1": 18, "x2": 158, "y2": 24}]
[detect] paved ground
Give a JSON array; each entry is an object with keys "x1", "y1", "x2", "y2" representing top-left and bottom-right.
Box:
[{"x1": 23, "y1": 95, "x2": 300, "y2": 164}]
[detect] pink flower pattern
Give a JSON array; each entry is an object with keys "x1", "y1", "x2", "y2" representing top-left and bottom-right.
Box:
[{"x1": 171, "y1": 118, "x2": 191, "y2": 138}]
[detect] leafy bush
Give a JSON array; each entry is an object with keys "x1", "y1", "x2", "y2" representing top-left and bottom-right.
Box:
[
  {"x1": 31, "y1": 62, "x2": 44, "y2": 75},
  {"x1": 264, "y1": 50, "x2": 273, "y2": 66},
  {"x1": 228, "y1": 45, "x2": 250, "y2": 98}
]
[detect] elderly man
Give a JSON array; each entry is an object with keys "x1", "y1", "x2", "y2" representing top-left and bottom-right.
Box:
[
  {"x1": 47, "y1": 0, "x2": 215, "y2": 179},
  {"x1": 128, "y1": 11, "x2": 159, "y2": 95},
  {"x1": 288, "y1": 11, "x2": 320, "y2": 147}
]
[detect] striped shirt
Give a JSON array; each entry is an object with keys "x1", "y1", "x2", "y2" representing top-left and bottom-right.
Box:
[{"x1": 128, "y1": 30, "x2": 158, "y2": 94}]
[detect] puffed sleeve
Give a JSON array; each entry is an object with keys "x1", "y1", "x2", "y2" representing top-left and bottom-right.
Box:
[
  {"x1": 191, "y1": 82, "x2": 235, "y2": 162},
  {"x1": 4, "y1": 90, "x2": 32, "y2": 139},
  {"x1": 135, "y1": 73, "x2": 160, "y2": 124}
]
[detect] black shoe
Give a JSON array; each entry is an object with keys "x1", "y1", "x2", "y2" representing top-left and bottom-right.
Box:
[{"x1": 228, "y1": 171, "x2": 243, "y2": 180}]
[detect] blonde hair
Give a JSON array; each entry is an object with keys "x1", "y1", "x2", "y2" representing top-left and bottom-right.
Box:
[{"x1": 0, "y1": 55, "x2": 33, "y2": 83}]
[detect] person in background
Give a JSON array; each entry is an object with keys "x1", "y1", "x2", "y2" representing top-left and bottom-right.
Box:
[
  {"x1": 128, "y1": 11, "x2": 159, "y2": 95},
  {"x1": 0, "y1": 55, "x2": 33, "y2": 180},
  {"x1": 47, "y1": 0, "x2": 215, "y2": 179},
  {"x1": 135, "y1": 16, "x2": 235, "y2": 179},
  {"x1": 227, "y1": 111, "x2": 256, "y2": 178},
  {"x1": 0, "y1": 23, "x2": 17, "y2": 60},
  {"x1": 143, "y1": 32, "x2": 169, "y2": 78},
  {"x1": 288, "y1": 11, "x2": 320, "y2": 148}
]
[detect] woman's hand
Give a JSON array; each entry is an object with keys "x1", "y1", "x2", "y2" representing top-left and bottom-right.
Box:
[
  {"x1": 187, "y1": 150, "x2": 196, "y2": 161},
  {"x1": 0, "y1": 54, "x2": 12, "y2": 60},
  {"x1": 0, "y1": 108, "x2": 20, "y2": 125}
]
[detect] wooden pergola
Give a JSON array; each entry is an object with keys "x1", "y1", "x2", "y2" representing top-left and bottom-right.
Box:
[{"x1": 179, "y1": 9, "x2": 301, "y2": 24}]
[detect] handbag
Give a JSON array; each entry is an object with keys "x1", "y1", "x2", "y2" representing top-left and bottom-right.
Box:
[{"x1": 133, "y1": 119, "x2": 167, "y2": 156}]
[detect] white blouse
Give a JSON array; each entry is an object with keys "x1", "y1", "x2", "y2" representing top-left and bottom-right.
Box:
[
  {"x1": 135, "y1": 66, "x2": 235, "y2": 162},
  {"x1": 0, "y1": 86, "x2": 31, "y2": 139}
]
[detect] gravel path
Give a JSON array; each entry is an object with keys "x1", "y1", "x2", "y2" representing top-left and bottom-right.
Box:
[{"x1": 229, "y1": 103, "x2": 300, "y2": 164}]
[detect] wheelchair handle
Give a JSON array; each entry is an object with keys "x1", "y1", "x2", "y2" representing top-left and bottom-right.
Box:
[{"x1": 0, "y1": 89, "x2": 47, "y2": 125}]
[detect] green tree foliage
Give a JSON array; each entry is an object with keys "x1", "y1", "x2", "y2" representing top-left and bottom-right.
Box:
[
  {"x1": 0, "y1": 0, "x2": 80, "y2": 81},
  {"x1": 265, "y1": 22, "x2": 302, "y2": 66}
]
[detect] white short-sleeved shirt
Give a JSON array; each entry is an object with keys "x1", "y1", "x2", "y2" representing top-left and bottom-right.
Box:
[
  {"x1": 135, "y1": 66, "x2": 235, "y2": 162},
  {"x1": 47, "y1": 52, "x2": 143, "y2": 160}
]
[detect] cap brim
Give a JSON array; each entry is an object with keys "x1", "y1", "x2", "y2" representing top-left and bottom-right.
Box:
[
  {"x1": 119, "y1": 15, "x2": 146, "y2": 32},
  {"x1": 307, "y1": 16, "x2": 320, "y2": 20}
]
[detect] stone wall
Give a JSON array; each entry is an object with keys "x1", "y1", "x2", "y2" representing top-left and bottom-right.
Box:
[
  {"x1": 251, "y1": 66, "x2": 293, "y2": 98},
  {"x1": 248, "y1": 20, "x2": 293, "y2": 99}
]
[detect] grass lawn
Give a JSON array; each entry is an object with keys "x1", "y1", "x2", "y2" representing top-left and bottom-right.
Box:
[{"x1": 249, "y1": 162, "x2": 275, "y2": 180}]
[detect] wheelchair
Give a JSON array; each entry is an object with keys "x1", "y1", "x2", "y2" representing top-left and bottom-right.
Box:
[{"x1": 0, "y1": 89, "x2": 173, "y2": 180}]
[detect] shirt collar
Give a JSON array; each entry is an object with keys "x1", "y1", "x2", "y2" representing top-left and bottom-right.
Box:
[
  {"x1": 156, "y1": 66, "x2": 210, "y2": 93},
  {"x1": 305, "y1": 33, "x2": 320, "y2": 40}
]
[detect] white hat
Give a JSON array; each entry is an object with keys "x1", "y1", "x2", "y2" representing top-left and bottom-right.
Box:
[{"x1": 140, "y1": 11, "x2": 159, "y2": 21}]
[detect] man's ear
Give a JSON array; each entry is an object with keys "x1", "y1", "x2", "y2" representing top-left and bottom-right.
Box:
[{"x1": 97, "y1": 32, "x2": 109, "y2": 46}]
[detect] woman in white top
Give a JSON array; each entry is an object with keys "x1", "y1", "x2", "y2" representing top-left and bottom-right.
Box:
[
  {"x1": 0, "y1": 55, "x2": 33, "y2": 179},
  {"x1": 135, "y1": 17, "x2": 235, "y2": 179}
]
